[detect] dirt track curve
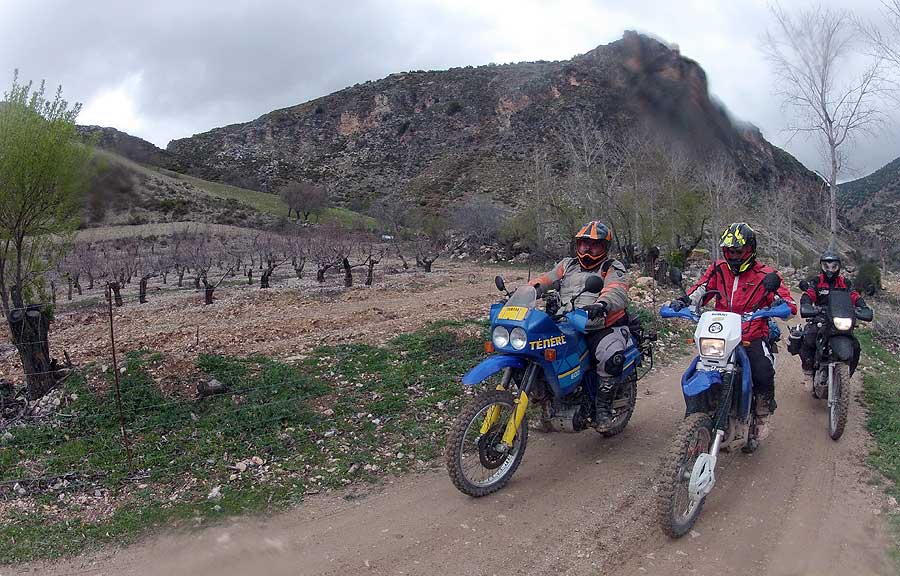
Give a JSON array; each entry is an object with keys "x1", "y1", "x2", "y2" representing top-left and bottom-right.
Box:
[{"x1": 13, "y1": 326, "x2": 895, "y2": 576}]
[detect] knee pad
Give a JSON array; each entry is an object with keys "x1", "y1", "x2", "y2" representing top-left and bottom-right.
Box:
[{"x1": 604, "y1": 351, "x2": 625, "y2": 377}]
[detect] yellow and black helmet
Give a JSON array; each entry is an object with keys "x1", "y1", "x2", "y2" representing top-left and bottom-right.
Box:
[{"x1": 720, "y1": 222, "x2": 757, "y2": 274}]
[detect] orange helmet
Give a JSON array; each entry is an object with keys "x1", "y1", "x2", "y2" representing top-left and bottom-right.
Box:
[{"x1": 575, "y1": 220, "x2": 611, "y2": 270}]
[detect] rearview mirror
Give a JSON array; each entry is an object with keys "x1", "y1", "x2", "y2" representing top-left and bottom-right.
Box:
[
  {"x1": 799, "y1": 280, "x2": 810, "y2": 292},
  {"x1": 762, "y1": 272, "x2": 781, "y2": 293},
  {"x1": 494, "y1": 276, "x2": 506, "y2": 292},
  {"x1": 584, "y1": 275, "x2": 604, "y2": 294}
]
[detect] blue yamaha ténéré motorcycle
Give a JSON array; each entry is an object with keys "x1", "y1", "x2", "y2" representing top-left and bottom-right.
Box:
[
  {"x1": 655, "y1": 270, "x2": 792, "y2": 537},
  {"x1": 445, "y1": 275, "x2": 655, "y2": 497}
]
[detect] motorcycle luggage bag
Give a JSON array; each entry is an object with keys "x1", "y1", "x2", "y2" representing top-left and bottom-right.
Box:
[{"x1": 787, "y1": 325, "x2": 802, "y2": 356}]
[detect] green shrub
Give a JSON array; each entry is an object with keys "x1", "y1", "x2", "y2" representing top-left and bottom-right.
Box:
[
  {"x1": 668, "y1": 250, "x2": 685, "y2": 270},
  {"x1": 855, "y1": 262, "x2": 882, "y2": 295}
]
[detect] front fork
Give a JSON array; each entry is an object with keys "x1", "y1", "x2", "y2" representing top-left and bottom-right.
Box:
[
  {"x1": 479, "y1": 364, "x2": 538, "y2": 449},
  {"x1": 826, "y1": 362, "x2": 835, "y2": 408}
]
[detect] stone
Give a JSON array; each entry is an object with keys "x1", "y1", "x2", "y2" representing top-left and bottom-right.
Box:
[{"x1": 634, "y1": 276, "x2": 657, "y2": 289}]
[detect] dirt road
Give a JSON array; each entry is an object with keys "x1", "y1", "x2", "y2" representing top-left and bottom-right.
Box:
[{"x1": 16, "y1": 332, "x2": 894, "y2": 576}]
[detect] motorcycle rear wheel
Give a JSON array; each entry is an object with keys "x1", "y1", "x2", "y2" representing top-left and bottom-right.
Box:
[
  {"x1": 600, "y1": 374, "x2": 638, "y2": 437},
  {"x1": 828, "y1": 363, "x2": 850, "y2": 441},
  {"x1": 657, "y1": 412, "x2": 713, "y2": 538},
  {"x1": 445, "y1": 389, "x2": 528, "y2": 497}
]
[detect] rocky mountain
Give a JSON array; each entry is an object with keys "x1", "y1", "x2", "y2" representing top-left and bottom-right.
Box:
[
  {"x1": 840, "y1": 156, "x2": 900, "y2": 256},
  {"x1": 166, "y1": 31, "x2": 819, "y2": 210},
  {"x1": 78, "y1": 125, "x2": 174, "y2": 169}
]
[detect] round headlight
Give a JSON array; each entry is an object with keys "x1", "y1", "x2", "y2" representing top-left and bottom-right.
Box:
[
  {"x1": 510, "y1": 327, "x2": 528, "y2": 350},
  {"x1": 833, "y1": 317, "x2": 853, "y2": 331},
  {"x1": 492, "y1": 325, "x2": 510, "y2": 348}
]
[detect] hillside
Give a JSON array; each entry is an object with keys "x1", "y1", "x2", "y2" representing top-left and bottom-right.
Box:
[
  {"x1": 78, "y1": 125, "x2": 174, "y2": 169},
  {"x1": 82, "y1": 149, "x2": 281, "y2": 229},
  {"x1": 166, "y1": 31, "x2": 820, "y2": 210},
  {"x1": 839, "y1": 156, "x2": 900, "y2": 262}
]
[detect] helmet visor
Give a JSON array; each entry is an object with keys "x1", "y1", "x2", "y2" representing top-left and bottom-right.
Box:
[
  {"x1": 822, "y1": 260, "x2": 840, "y2": 273},
  {"x1": 576, "y1": 238, "x2": 607, "y2": 257}
]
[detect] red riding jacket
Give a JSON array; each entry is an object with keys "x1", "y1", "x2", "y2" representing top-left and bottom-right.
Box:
[
  {"x1": 803, "y1": 273, "x2": 860, "y2": 306},
  {"x1": 687, "y1": 260, "x2": 797, "y2": 341}
]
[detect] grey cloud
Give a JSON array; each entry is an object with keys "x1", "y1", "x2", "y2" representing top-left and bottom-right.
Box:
[{"x1": 0, "y1": 0, "x2": 897, "y2": 178}]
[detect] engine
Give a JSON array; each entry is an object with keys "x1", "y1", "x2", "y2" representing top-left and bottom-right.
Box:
[{"x1": 544, "y1": 403, "x2": 590, "y2": 433}]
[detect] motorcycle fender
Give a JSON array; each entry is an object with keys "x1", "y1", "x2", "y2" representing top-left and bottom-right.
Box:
[
  {"x1": 829, "y1": 335, "x2": 855, "y2": 363},
  {"x1": 461, "y1": 355, "x2": 527, "y2": 386},
  {"x1": 681, "y1": 357, "x2": 723, "y2": 397}
]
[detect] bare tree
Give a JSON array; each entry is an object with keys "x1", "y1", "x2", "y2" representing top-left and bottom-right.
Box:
[
  {"x1": 370, "y1": 194, "x2": 412, "y2": 269},
  {"x1": 860, "y1": 1, "x2": 900, "y2": 93},
  {"x1": 451, "y1": 198, "x2": 503, "y2": 246},
  {"x1": 766, "y1": 3, "x2": 885, "y2": 247},
  {"x1": 310, "y1": 226, "x2": 341, "y2": 282},
  {"x1": 135, "y1": 247, "x2": 159, "y2": 304},
  {"x1": 698, "y1": 155, "x2": 746, "y2": 259},
  {"x1": 254, "y1": 233, "x2": 290, "y2": 289},
  {"x1": 280, "y1": 181, "x2": 330, "y2": 221}
]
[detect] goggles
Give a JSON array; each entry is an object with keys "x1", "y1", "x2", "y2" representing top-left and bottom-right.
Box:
[
  {"x1": 723, "y1": 246, "x2": 751, "y2": 260},
  {"x1": 821, "y1": 261, "x2": 840, "y2": 273}
]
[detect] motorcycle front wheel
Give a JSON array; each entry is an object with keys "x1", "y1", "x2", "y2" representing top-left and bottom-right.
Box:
[
  {"x1": 445, "y1": 389, "x2": 528, "y2": 497},
  {"x1": 656, "y1": 412, "x2": 713, "y2": 538},
  {"x1": 828, "y1": 363, "x2": 850, "y2": 441}
]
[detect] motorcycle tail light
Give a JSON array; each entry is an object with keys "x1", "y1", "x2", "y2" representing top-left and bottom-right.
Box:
[{"x1": 544, "y1": 349, "x2": 557, "y2": 361}]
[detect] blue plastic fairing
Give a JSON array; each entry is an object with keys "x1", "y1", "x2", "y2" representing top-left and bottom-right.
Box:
[
  {"x1": 660, "y1": 305, "x2": 700, "y2": 322},
  {"x1": 462, "y1": 355, "x2": 527, "y2": 386},
  {"x1": 680, "y1": 357, "x2": 723, "y2": 396},
  {"x1": 565, "y1": 309, "x2": 590, "y2": 333}
]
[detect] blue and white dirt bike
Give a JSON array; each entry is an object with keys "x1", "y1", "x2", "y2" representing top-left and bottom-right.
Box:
[
  {"x1": 656, "y1": 270, "x2": 792, "y2": 537},
  {"x1": 445, "y1": 275, "x2": 655, "y2": 497}
]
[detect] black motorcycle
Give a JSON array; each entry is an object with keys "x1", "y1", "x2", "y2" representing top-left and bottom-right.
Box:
[{"x1": 792, "y1": 283, "x2": 873, "y2": 440}]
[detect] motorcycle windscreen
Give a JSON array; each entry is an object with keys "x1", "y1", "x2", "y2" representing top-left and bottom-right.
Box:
[
  {"x1": 495, "y1": 285, "x2": 537, "y2": 323},
  {"x1": 827, "y1": 289, "x2": 854, "y2": 321}
]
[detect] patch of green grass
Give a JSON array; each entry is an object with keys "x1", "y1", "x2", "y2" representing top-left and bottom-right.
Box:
[
  {"x1": 0, "y1": 320, "x2": 487, "y2": 564},
  {"x1": 858, "y1": 331, "x2": 900, "y2": 566},
  {"x1": 159, "y1": 169, "x2": 288, "y2": 217},
  {"x1": 319, "y1": 207, "x2": 378, "y2": 230},
  {"x1": 157, "y1": 169, "x2": 376, "y2": 229}
]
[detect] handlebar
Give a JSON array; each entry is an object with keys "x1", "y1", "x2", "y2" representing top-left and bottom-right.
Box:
[{"x1": 660, "y1": 300, "x2": 793, "y2": 324}]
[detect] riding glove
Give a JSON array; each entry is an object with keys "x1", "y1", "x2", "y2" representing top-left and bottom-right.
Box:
[
  {"x1": 582, "y1": 301, "x2": 608, "y2": 320},
  {"x1": 669, "y1": 295, "x2": 690, "y2": 311}
]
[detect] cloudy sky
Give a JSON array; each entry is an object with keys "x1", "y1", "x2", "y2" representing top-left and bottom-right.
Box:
[{"x1": 1, "y1": 0, "x2": 897, "y2": 180}]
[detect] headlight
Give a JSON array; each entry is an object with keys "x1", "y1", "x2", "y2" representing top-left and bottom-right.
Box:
[
  {"x1": 699, "y1": 338, "x2": 726, "y2": 358},
  {"x1": 492, "y1": 326, "x2": 510, "y2": 348},
  {"x1": 833, "y1": 317, "x2": 852, "y2": 331},
  {"x1": 510, "y1": 327, "x2": 528, "y2": 350}
]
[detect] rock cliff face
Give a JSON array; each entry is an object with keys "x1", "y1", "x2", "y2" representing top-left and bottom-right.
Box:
[
  {"x1": 840, "y1": 156, "x2": 900, "y2": 256},
  {"x1": 166, "y1": 32, "x2": 818, "y2": 209}
]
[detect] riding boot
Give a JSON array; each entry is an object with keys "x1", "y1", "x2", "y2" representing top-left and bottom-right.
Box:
[
  {"x1": 754, "y1": 393, "x2": 774, "y2": 442},
  {"x1": 802, "y1": 369, "x2": 815, "y2": 393},
  {"x1": 594, "y1": 381, "x2": 615, "y2": 431}
]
